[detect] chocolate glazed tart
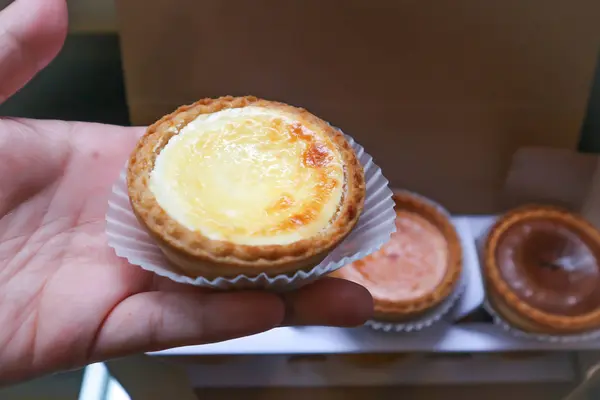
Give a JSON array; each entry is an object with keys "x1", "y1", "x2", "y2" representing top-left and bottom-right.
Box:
[{"x1": 484, "y1": 205, "x2": 600, "y2": 335}]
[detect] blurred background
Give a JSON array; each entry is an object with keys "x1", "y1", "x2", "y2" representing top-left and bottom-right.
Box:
[{"x1": 0, "y1": 0, "x2": 128, "y2": 125}]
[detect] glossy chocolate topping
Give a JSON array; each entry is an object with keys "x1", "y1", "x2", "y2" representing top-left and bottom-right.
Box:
[{"x1": 496, "y1": 219, "x2": 600, "y2": 316}]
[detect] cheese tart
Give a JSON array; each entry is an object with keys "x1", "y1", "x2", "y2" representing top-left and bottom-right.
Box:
[
  {"x1": 332, "y1": 191, "x2": 462, "y2": 322},
  {"x1": 484, "y1": 205, "x2": 600, "y2": 335},
  {"x1": 127, "y1": 96, "x2": 365, "y2": 279}
]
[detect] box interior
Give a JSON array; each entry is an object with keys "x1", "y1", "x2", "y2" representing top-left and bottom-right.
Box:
[{"x1": 116, "y1": 0, "x2": 600, "y2": 213}]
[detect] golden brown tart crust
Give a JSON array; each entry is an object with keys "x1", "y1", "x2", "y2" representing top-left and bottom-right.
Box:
[
  {"x1": 484, "y1": 205, "x2": 600, "y2": 334},
  {"x1": 127, "y1": 96, "x2": 365, "y2": 279},
  {"x1": 333, "y1": 191, "x2": 462, "y2": 322}
]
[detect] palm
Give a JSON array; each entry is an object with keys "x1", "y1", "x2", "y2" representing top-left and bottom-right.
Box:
[
  {"x1": 0, "y1": 120, "x2": 153, "y2": 379},
  {"x1": 0, "y1": 0, "x2": 372, "y2": 384}
]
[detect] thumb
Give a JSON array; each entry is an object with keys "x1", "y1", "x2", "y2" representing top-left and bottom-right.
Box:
[
  {"x1": 0, "y1": 0, "x2": 68, "y2": 103},
  {"x1": 89, "y1": 291, "x2": 285, "y2": 361}
]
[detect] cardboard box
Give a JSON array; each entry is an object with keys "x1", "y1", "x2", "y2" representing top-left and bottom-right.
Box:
[{"x1": 116, "y1": 0, "x2": 600, "y2": 214}]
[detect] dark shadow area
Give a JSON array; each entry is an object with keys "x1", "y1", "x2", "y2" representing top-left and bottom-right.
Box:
[
  {"x1": 0, "y1": 34, "x2": 130, "y2": 125},
  {"x1": 579, "y1": 52, "x2": 600, "y2": 154}
]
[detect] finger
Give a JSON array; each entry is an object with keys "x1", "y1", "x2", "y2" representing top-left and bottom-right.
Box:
[
  {"x1": 132, "y1": 126, "x2": 147, "y2": 138},
  {"x1": 0, "y1": 0, "x2": 68, "y2": 102},
  {"x1": 90, "y1": 291, "x2": 285, "y2": 360},
  {"x1": 281, "y1": 277, "x2": 373, "y2": 327}
]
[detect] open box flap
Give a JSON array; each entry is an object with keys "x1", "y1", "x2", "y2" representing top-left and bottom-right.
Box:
[{"x1": 503, "y1": 147, "x2": 600, "y2": 212}]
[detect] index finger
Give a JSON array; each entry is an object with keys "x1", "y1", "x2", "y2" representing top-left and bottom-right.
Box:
[{"x1": 0, "y1": 0, "x2": 67, "y2": 103}]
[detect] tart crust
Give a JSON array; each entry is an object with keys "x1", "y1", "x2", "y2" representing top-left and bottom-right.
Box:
[
  {"x1": 333, "y1": 191, "x2": 462, "y2": 322},
  {"x1": 484, "y1": 205, "x2": 600, "y2": 334},
  {"x1": 127, "y1": 96, "x2": 365, "y2": 279}
]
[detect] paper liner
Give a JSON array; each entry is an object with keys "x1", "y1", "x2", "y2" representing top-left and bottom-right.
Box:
[
  {"x1": 484, "y1": 301, "x2": 600, "y2": 343},
  {"x1": 363, "y1": 190, "x2": 466, "y2": 333},
  {"x1": 106, "y1": 131, "x2": 396, "y2": 290},
  {"x1": 365, "y1": 265, "x2": 467, "y2": 333}
]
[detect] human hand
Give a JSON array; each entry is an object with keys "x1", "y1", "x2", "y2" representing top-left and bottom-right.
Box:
[{"x1": 0, "y1": 0, "x2": 373, "y2": 383}]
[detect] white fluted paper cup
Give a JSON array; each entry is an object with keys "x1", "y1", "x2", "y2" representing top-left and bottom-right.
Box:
[{"x1": 106, "y1": 132, "x2": 396, "y2": 290}]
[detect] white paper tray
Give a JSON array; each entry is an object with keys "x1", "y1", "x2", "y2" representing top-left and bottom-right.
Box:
[{"x1": 152, "y1": 215, "x2": 600, "y2": 356}]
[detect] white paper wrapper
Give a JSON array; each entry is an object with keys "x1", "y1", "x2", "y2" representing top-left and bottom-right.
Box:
[
  {"x1": 363, "y1": 190, "x2": 467, "y2": 333},
  {"x1": 106, "y1": 132, "x2": 396, "y2": 290},
  {"x1": 365, "y1": 262, "x2": 467, "y2": 333},
  {"x1": 484, "y1": 301, "x2": 600, "y2": 343}
]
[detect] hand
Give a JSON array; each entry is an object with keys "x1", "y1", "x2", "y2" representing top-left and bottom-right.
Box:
[{"x1": 0, "y1": 0, "x2": 373, "y2": 383}]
